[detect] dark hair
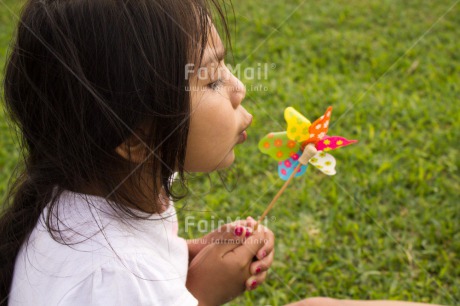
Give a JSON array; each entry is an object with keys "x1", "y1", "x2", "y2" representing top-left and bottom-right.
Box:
[{"x1": 0, "y1": 0, "x2": 231, "y2": 302}]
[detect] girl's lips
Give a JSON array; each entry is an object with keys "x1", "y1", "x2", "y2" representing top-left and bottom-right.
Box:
[
  {"x1": 237, "y1": 130, "x2": 248, "y2": 144},
  {"x1": 236, "y1": 114, "x2": 252, "y2": 144}
]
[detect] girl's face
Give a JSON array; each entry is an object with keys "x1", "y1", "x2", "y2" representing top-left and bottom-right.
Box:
[{"x1": 184, "y1": 28, "x2": 252, "y2": 172}]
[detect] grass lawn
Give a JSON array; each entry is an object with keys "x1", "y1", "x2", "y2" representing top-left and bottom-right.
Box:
[{"x1": 1, "y1": 0, "x2": 459, "y2": 305}]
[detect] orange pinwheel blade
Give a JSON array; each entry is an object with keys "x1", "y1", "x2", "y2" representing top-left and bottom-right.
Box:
[{"x1": 306, "y1": 106, "x2": 332, "y2": 143}]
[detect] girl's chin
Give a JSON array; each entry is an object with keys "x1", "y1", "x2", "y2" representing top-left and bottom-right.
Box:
[
  {"x1": 184, "y1": 149, "x2": 235, "y2": 172},
  {"x1": 215, "y1": 150, "x2": 235, "y2": 170}
]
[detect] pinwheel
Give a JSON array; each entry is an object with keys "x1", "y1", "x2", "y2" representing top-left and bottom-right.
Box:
[
  {"x1": 259, "y1": 106, "x2": 357, "y2": 179},
  {"x1": 256, "y1": 106, "x2": 357, "y2": 226}
]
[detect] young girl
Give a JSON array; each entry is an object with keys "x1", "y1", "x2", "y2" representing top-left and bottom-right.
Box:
[{"x1": 0, "y1": 0, "x2": 442, "y2": 305}]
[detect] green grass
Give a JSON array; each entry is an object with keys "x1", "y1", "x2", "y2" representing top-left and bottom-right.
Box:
[
  {"x1": 1, "y1": 0, "x2": 459, "y2": 305},
  {"x1": 0, "y1": 0, "x2": 23, "y2": 199}
]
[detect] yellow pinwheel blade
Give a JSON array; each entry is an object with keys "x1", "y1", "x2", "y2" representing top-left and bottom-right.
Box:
[{"x1": 284, "y1": 107, "x2": 311, "y2": 142}]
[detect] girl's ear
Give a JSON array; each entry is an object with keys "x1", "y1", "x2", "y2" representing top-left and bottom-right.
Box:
[{"x1": 115, "y1": 127, "x2": 150, "y2": 164}]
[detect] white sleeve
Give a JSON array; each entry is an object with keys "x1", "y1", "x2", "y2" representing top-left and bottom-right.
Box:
[{"x1": 58, "y1": 257, "x2": 198, "y2": 306}]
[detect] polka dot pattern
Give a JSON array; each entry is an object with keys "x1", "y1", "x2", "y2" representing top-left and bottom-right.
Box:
[
  {"x1": 306, "y1": 106, "x2": 332, "y2": 144},
  {"x1": 284, "y1": 107, "x2": 311, "y2": 142},
  {"x1": 309, "y1": 151, "x2": 336, "y2": 175},
  {"x1": 278, "y1": 149, "x2": 308, "y2": 180},
  {"x1": 315, "y1": 136, "x2": 358, "y2": 152},
  {"x1": 258, "y1": 132, "x2": 300, "y2": 161},
  {"x1": 259, "y1": 105, "x2": 358, "y2": 179}
]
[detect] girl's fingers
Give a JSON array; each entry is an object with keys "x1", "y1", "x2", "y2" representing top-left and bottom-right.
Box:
[
  {"x1": 245, "y1": 271, "x2": 267, "y2": 291},
  {"x1": 217, "y1": 224, "x2": 252, "y2": 252},
  {"x1": 227, "y1": 220, "x2": 255, "y2": 238},
  {"x1": 249, "y1": 261, "x2": 267, "y2": 275},
  {"x1": 255, "y1": 230, "x2": 274, "y2": 260},
  {"x1": 250, "y1": 249, "x2": 273, "y2": 275},
  {"x1": 245, "y1": 216, "x2": 258, "y2": 228},
  {"x1": 234, "y1": 233, "x2": 265, "y2": 260},
  {"x1": 212, "y1": 220, "x2": 271, "y2": 262},
  {"x1": 256, "y1": 241, "x2": 274, "y2": 261}
]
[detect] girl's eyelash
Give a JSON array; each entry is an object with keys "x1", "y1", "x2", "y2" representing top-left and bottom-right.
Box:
[{"x1": 208, "y1": 78, "x2": 223, "y2": 90}]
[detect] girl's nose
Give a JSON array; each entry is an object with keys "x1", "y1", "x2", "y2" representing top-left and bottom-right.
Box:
[{"x1": 229, "y1": 75, "x2": 246, "y2": 108}]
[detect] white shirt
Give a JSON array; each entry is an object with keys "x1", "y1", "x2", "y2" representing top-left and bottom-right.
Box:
[{"x1": 9, "y1": 189, "x2": 198, "y2": 306}]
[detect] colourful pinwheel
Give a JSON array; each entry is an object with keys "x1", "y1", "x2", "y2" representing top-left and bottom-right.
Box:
[{"x1": 258, "y1": 106, "x2": 357, "y2": 180}]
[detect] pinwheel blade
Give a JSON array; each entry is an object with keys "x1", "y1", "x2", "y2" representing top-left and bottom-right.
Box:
[
  {"x1": 258, "y1": 131, "x2": 300, "y2": 161},
  {"x1": 277, "y1": 150, "x2": 308, "y2": 180},
  {"x1": 306, "y1": 106, "x2": 332, "y2": 143},
  {"x1": 284, "y1": 107, "x2": 311, "y2": 142},
  {"x1": 309, "y1": 151, "x2": 336, "y2": 175},
  {"x1": 316, "y1": 136, "x2": 358, "y2": 152}
]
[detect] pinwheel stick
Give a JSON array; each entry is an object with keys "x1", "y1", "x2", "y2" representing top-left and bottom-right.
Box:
[{"x1": 255, "y1": 144, "x2": 318, "y2": 230}]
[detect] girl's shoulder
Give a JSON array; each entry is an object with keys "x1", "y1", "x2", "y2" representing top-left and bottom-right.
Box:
[
  {"x1": 9, "y1": 188, "x2": 196, "y2": 305},
  {"x1": 36, "y1": 188, "x2": 186, "y2": 263}
]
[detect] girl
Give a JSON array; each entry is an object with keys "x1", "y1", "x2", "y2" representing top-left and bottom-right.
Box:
[
  {"x1": 1, "y1": 0, "x2": 273, "y2": 305},
  {"x1": 0, "y1": 0, "x2": 443, "y2": 305}
]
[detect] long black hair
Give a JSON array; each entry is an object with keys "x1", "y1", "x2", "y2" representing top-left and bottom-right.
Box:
[{"x1": 0, "y1": 0, "x2": 231, "y2": 302}]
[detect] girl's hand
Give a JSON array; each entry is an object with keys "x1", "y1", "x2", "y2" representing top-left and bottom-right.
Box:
[
  {"x1": 245, "y1": 216, "x2": 275, "y2": 291},
  {"x1": 185, "y1": 222, "x2": 265, "y2": 306},
  {"x1": 186, "y1": 218, "x2": 256, "y2": 262},
  {"x1": 186, "y1": 222, "x2": 242, "y2": 263}
]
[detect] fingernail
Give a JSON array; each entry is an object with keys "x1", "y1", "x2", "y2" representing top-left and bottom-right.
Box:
[
  {"x1": 234, "y1": 226, "x2": 244, "y2": 236},
  {"x1": 261, "y1": 251, "x2": 266, "y2": 258},
  {"x1": 245, "y1": 228, "x2": 252, "y2": 237},
  {"x1": 255, "y1": 267, "x2": 261, "y2": 274},
  {"x1": 250, "y1": 280, "x2": 258, "y2": 290}
]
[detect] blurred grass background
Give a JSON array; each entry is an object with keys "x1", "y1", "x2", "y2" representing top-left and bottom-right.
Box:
[{"x1": 1, "y1": 0, "x2": 459, "y2": 305}]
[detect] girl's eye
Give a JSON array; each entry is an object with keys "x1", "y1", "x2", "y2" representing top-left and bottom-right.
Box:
[{"x1": 207, "y1": 78, "x2": 223, "y2": 91}]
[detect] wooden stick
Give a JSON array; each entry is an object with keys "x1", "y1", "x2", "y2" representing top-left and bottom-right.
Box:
[
  {"x1": 256, "y1": 163, "x2": 301, "y2": 228},
  {"x1": 255, "y1": 144, "x2": 317, "y2": 230}
]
